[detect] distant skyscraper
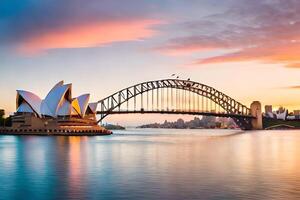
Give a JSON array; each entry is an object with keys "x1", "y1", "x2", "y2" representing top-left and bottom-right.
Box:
[
  {"x1": 278, "y1": 106, "x2": 285, "y2": 113},
  {"x1": 265, "y1": 105, "x2": 272, "y2": 114},
  {"x1": 294, "y1": 110, "x2": 300, "y2": 115}
]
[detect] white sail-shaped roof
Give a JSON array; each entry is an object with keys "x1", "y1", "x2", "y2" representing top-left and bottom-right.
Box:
[
  {"x1": 16, "y1": 81, "x2": 93, "y2": 119},
  {"x1": 16, "y1": 90, "x2": 42, "y2": 117},
  {"x1": 40, "y1": 100, "x2": 52, "y2": 117},
  {"x1": 41, "y1": 83, "x2": 72, "y2": 117},
  {"x1": 41, "y1": 81, "x2": 64, "y2": 117},
  {"x1": 17, "y1": 102, "x2": 34, "y2": 113},
  {"x1": 71, "y1": 98, "x2": 81, "y2": 115},
  {"x1": 70, "y1": 94, "x2": 90, "y2": 117},
  {"x1": 86, "y1": 102, "x2": 98, "y2": 114},
  {"x1": 76, "y1": 94, "x2": 90, "y2": 117},
  {"x1": 52, "y1": 81, "x2": 64, "y2": 89},
  {"x1": 57, "y1": 100, "x2": 72, "y2": 116}
]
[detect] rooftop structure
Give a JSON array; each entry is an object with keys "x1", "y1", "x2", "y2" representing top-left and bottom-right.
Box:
[
  {"x1": 16, "y1": 81, "x2": 97, "y2": 118},
  {"x1": 265, "y1": 105, "x2": 272, "y2": 114},
  {"x1": 10, "y1": 81, "x2": 110, "y2": 135},
  {"x1": 294, "y1": 110, "x2": 300, "y2": 116},
  {"x1": 264, "y1": 106, "x2": 288, "y2": 120}
]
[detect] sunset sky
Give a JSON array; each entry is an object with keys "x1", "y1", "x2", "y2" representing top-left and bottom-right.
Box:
[{"x1": 1, "y1": 0, "x2": 300, "y2": 125}]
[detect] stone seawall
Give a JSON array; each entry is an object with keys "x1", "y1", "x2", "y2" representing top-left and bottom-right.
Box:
[{"x1": 0, "y1": 127, "x2": 112, "y2": 136}]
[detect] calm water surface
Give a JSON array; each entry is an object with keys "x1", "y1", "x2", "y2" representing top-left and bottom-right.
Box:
[{"x1": 1, "y1": 129, "x2": 300, "y2": 200}]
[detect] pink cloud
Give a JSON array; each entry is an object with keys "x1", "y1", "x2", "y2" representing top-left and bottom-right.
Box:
[
  {"x1": 18, "y1": 19, "x2": 162, "y2": 54},
  {"x1": 157, "y1": 0, "x2": 300, "y2": 68},
  {"x1": 197, "y1": 42, "x2": 300, "y2": 67}
]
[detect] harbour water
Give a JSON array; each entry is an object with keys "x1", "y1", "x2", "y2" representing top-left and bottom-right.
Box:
[{"x1": 1, "y1": 129, "x2": 300, "y2": 200}]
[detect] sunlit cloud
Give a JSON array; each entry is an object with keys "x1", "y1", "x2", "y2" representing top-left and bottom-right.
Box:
[
  {"x1": 282, "y1": 86, "x2": 300, "y2": 89},
  {"x1": 157, "y1": 0, "x2": 300, "y2": 68},
  {"x1": 18, "y1": 19, "x2": 162, "y2": 54},
  {"x1": 196, "y1": 41, "x2": 300, "y2": 67},
  {"x1": 285, "y1": 63, "x2": 300, "y2": 68}
]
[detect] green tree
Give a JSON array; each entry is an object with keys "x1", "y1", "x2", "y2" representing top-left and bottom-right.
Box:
[
  {"x1": 0, "y1": 110, "x2": 12, "y2": 127},
  {"x1": 4, "y1": 116, "x2": 12, "y2": 127},
  {"x1": 0, "y1": 109, "x2": 4, "y2": 126},
  {"x1": 0, "y1": 109, "x2": 4, "y2": 118}
]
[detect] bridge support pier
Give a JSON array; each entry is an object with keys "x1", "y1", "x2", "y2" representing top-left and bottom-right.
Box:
[{"x1": 250, "y1": 101, "x2": 263, "y2": 130}]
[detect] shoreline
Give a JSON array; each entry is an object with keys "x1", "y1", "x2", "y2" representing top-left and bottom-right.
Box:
[
  {"x1": 0, "y1": 127, "x2": 112, "y2": 136},
  {"x1": 0, "y1": 132, "x2": 112, "y2": 136}
]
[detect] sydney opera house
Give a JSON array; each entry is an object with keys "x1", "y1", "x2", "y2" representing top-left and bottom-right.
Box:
[{"x1": 8, "y1": 81, "x2": 111, "y2": 135}]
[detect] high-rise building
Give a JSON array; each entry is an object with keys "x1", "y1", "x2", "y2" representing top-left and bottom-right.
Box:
[
  {"x1": 294, "y1": 110, "x2": 300, "y2": 115},
  {"x1": 265, "y1": 105, "x2": 272, "y2": 113}
]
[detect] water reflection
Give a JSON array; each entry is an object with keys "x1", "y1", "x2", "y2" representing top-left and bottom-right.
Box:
[{"x1": 0, "y1": 129, "x2": 300, "y2": 199}]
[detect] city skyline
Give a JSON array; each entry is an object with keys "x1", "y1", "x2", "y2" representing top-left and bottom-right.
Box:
[{"x1": 1, "y1": 0, "x2": 300, "y2": 125}]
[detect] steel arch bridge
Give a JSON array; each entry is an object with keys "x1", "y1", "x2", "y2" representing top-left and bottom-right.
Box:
[{"x1": 96, "y1": 79, "x2": 255, "y2": 130}]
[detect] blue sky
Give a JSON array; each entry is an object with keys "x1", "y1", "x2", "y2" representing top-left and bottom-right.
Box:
[{"x1": 1, "y1": 0, "x2": 300, "y2": 125}]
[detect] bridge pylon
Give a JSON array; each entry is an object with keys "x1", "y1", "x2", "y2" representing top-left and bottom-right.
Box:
[{"x1": 250, "y1": 101, "x2": 263, "y2": 130}]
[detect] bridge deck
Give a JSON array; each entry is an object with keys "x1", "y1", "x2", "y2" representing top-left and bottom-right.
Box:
[{"x1": 97, "y1": 110, "x2": 255, "y2": 119}]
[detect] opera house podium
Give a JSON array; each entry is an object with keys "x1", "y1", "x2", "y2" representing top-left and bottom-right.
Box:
[{"x1": 1, "y1": 81, "x2": 111, "y2": 135}]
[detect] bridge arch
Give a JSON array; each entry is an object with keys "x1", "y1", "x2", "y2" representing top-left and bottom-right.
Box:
[{"x1": 97, "y1": 79, "x2": 253, "y2": 129}]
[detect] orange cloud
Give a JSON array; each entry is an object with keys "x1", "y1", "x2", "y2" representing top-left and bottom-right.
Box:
[
  {"x1": 285, "y1": 86, "x2": 300, "y2": 89},
  {"x1": 196, "y1": 42, "x2": 300, "y2": 67},
  {"x1": 286, "y1": 63, "x2": 300, "y2": 68},
  {"x1": 156, "y1": 0, "x2": 300, "y2": 68},
  {"x1": 18, "y1": 19, "x2": 161, "y2": 54}
]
